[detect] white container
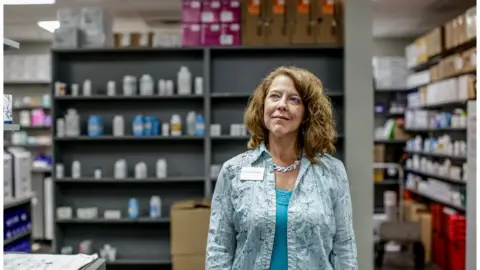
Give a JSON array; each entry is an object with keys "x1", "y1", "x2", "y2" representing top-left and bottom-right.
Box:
[
  {"x1": 186, "y1": 111, "x2": 196, "y2": 136},
  {"x1": 150, "y1": 196, "x2": 162, "y2": 218},
  {"x1": 165, "y1": 80, "x2": 174, "y2": 95},
  {"x1": 72, "y1": 161, "x2": 81, "y2": 179},
  {"x1": 19, "y1": 111, "x2": 30, "y2": 127},
  {"x1": 177, "y1": 66, "x2": 192, "y2": 95},
  {"x1": 161, "y1": 123, "x2": 169, "y2": 136},
  {"x1": 3, "y1": 94, "x2": 12, "y2": 123},
  {"x1": 156, "y1": 159, "x2": 167, "y2": 179},
  {"x1": 134, "y1": 162, "x2": 147, "y2": 179},
  {"x1": 140, "y1": 74, "x2": 154, "y2": 96},
  {"x1": 123, "y1": 75, "x2": 137, "y2": 96},
  {"x1": 170, "y1": 114, "x2": 182, "y2": 136},
  {"x1": 56, "y1": 118, "x2": 66, "y2": 137},
  {"x1": 158, "y1": 79, "x2": 167, "y2": 95},
  {"x1": 107, "y1": 81, "x2": 116, "y2": 96},
  {"x1": 194, "y1": 77, "x2": 203, "y2": 95},
  {"x1": 94, "y1": 168, "x2": 102, "y2": 179},
  {"x1": 114, "y1": 159, "x2": 127, "y2": 179},
  {"x1": 82, "y1": 80, "x2": 92, "y2": 96},
  {"x1": 55, "y1": 163, "x2": 64, "y2": 179},
  {"x1": 65, "y1": 109, "x2": 80, "y2": 136},
  {"x1": 71, "y1": 84, "x2": 79, "y2": 96},
  {"x1": 112, "y1": 115, "x2": 125, "y2": 137}
]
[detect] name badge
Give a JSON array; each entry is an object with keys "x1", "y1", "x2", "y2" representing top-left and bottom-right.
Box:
[{"x1": 240, "y1": 167, "x2": 265, "y2": 181}]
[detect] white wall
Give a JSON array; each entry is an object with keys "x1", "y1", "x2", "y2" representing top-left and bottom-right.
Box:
[{"x1": 373, "y1": 37, "x2": 413, "y2": 57}]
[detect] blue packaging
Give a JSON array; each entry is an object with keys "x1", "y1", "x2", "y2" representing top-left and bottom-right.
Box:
[
  {"x1": 128, "y1": 198, "x2": 139, "y2": 219},
  {"x1": 87, "y1": 115, "x2": 103, "y2": 136},
  {"x1": 152, "y1": 118, "x2": 160, "y2": 136},
  {"x1": 132, "y1": 115, "x2": 144, "y2": 136},
  {"x1": 144, "y1": 116, "x2": 153, "y2": 136},
  {"x1": 195, "y1": 114, "x2": 205, "y2": 136}
]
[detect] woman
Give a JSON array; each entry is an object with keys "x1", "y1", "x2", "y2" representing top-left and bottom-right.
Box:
[{"x1": 206, "y1": 66, "x2": 357, "y2": 269}]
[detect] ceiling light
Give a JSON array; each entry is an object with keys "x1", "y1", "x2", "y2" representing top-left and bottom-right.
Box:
[
  {"x1": 4, "y1": 0, "x2": 55, "y2": 4},
  {"x1": 37, "y1": 21, "x2": 60, "y2": 33}
]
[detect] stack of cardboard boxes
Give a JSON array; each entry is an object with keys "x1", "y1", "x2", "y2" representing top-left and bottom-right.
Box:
[
  {"x1": 182, "y1": 0, "x2": 242, "y2": 46},
  {"x1": 170, "y1": 199, "x2": 211, "y2": 270},
  {"x1": 54, "y1": 7, "x2": 113, "y2": 49},
  {"x1": 242, "y1": 0, "x2": 343, "y2": 46},
  {"x1": 406, "y1": 5, "x2": 476, "y2": 69}
]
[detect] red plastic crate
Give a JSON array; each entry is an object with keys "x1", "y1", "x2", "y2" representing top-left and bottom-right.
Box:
[{"x1": 433, "y1": 233, "x2": 447, "y2": 269}]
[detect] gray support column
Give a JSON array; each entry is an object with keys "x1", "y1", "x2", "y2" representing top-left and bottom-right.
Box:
[
  {"x1": 466, "y1": 100, "x2": 476, "y2": 270},
  {"x1": 344, "y1": 0, "x2": 373, "y2": 269}
]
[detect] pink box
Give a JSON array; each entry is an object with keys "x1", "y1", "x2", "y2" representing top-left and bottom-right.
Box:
[
  {"x1": 182, "y1": 24, "x2": 201, "y2": 46},
  {"x1": 182, "y1": 0, "x2": 202, "y2": 23},
  {"x1": 220, "y1": 0, "x2": 241, "y2": 23},
  {"x1": 201, "y1": 0, "x2": 222, "y2": 23},
  {"x1": 220, "y1": 23, "x2": 241, "y2": 46},
  {"x1": 201, "y1": 23, "x2": 222, "y2": 46}
]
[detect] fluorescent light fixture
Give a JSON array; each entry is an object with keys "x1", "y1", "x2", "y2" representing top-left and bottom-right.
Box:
[
  {"x1": 4, "y1": 0, "x2": 55, "y2": 4},
  {"x1": 37, "y1": 20, "x2": 60, "y2": 33}
]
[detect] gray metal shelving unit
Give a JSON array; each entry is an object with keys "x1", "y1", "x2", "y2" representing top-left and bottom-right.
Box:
[{"x1": 51, "y1": 46, "x2": 345, "y2": 269}]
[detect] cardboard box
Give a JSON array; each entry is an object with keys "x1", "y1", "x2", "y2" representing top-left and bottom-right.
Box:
[
  {"x1": 221, "y1": 23, "x2": 241, "y2": 46},
  {"x1": 171, "y1": 199, "x2": 211, "y2": 270},
  {"x1": 241, "y1": 0, "x2": 266, "y2": 45},
  {"x1": 290, "y1": 0, "x2": 315, "y2": 44},
  {"x1": 426, "y1": 27, "x2": 443, "y2": 58},
  {"x1": 202, "y1": 0, "x2": 222, "y2": 23},
  {"x1": 373, "y1": 144, "x2": 385, "y2": 163},
  {"x1": 202, "y1": 23, "x2": 222, "y2": 46},
  {"x1": 312, "y1": 0, "x2": 344, "y2": 45},
  {"x1": 182, "y1": 0, "x2": 202, "y2": 23},
  {"x1": 182, "y1": 24, "x2": 202, "y2": 46},
  {"x1": 461, "y1": 47, "x2": 476, "y2": 72},
  {"x1": 221, "y1": 0, "x2": 241, "y2": 23},
  {"x1": 264, "y1": 0, "x2": 291, "y2": 45}
]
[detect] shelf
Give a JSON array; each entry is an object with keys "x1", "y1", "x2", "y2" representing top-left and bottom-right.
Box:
[
  {"x1": 55, "y1": 177, "x2": 204, "y2": 183},
  {"x1": 13, "y1": 106, "x2": 51, "y2": 110},
  {"x1": 55, "y1": 95, "x2": 204, "y2": 101},
  {"x1": 4, "y1": 230, "x2": 32, "y2": 246},
  {"x1": 374, "y1": 180, "x2": 399, "y2": 185},
  {"x1": 54, "y1": 136, "x2": 204, "y2": 141},
  {"x1": 407, "y1": 188, "x2": 465, "y2": 212},
  {"x1": 374, "y1": 139, "x2": 407, "y2": 144},
  {"x1": 5, "y1": 143, "x2": 52, "y2": 148},
  {"x1": 404, "y1": 168, "x2": 466, "y2": 185},
  {"x1": 4, "y1": 38, "x2": 19, "y2": 50},
  {"x1": 32, "y1": 167, "x2": 52, "y2": 173},
  {"x1": 19, "y1": 125, "x2": 51, "y2": 129},
  {"x1": 4, "y1": 124, "x2": 20, "y2": 131},
  {"x1": 4, "y1": 194, "x2": 33, "y2": 209},
  {"x1": 404, "y1": 150, "x2": 466, "y2": 161},
  {"x1": 106, "y1": 258, "x2": 171, "y2": 265},
  {"x1": 405, "y1": 127, "x2": 466, "y2": 132},
  {"x1": 5, "y1": 80, "x2": 50, "y2": 85},
  {"x1": 57, "y1": 217, "x2": 170, "y2": 224},
  {"x1": 212, "y1": 135, "x2": 250, "y2": 140}
]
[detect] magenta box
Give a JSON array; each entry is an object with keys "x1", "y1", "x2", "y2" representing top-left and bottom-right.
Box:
[
  {"x1": 220, "y1": 0, "x2": 241, "y2": 23},
  {"x1": 182, "y1": 0, "x2": 202, "y2": 23},
  {"x1": 182, "y1": 24, "x2": 201, "y2": 46},
  {"x1": 220, "y1": 23, "x2": 241, "y2": 46},
  {"x1": 201, "y1": 23, "x2": 222, "y2": 46},
  {"x1": 201, "y1": 0, "x2": 222, "y2": 23}
]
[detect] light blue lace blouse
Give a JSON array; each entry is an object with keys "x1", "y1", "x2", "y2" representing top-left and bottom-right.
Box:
[{"x1": 206, "y1": 143, "x2": 358, "y2": 270}]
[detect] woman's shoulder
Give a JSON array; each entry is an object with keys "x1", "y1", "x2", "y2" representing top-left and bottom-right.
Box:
[
  {"x1": 316, "y1": 153, "x2": 346, "y2": 171},
  {"x1": 221, "y1": 149, "x2": 259, "y2": 173}
]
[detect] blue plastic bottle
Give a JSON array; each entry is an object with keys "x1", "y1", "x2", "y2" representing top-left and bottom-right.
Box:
[
  {"x1": 144, "y1": 116, "x2": 153, "y2": 136},
  {"x1": 152, "y1": 118, "x2": 160, "y2": 136},
  {"x1": 132, "y1": 115, "x2": 144, "y2": 136},
  {"x1": 87, "y1": 115, "x2": 103, "y2": 137},
  {"x1": 128, "y1": 198, "x2": 139, "y2": 219},
  {"x1": 195, "y1": 114, "x2": 205, "y2": 136}
]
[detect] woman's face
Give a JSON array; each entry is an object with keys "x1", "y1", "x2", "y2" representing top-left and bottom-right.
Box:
[{"x1": 263, "y1": 75, "x2": 305, "y2": 139}]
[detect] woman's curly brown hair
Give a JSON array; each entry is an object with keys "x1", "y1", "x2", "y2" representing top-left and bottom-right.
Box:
[{"x1": 244, "y1": 66, "x2": 337, "y2": 163}]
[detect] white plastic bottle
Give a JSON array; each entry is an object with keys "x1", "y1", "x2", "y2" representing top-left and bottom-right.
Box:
[
  {"x1": 123, "y1": 75, "x2": 137, "y2": 96},
  {"x1": 194, "y1": 77, "x2": 203, "y2": 95},
  {"x1": 112, "y1": 115, "x2": 125, "y2": 137},
  {"x1": 72, "y1": 161, "x2": 81, "y2": 179},
  {"x1": 56, "y1": 118, "x2": 65, "y2": 137},
  {"x1": 158, "y1": 79, "x2": 167, "y2": 95},
  {"x1": 107, "y1": 81, "x2": 116, "y2": 96},
  {"x1": 134, "y1": 162, "x2": 147, "y2": 179},
  {"x1": 140, "y1": 74, "x2": 154, "y2": 96},
  {"x1": 186, "y1": 111, "x2": 196, "y2": 136},
  {"x1": 177, "y1": 66, "x2": 191, "y2": 95},
  {"x1": 170, "y1": 114, "x2": 182, "y2": 136},
  {"x1": 82, "y1": 80, "x2": 92, "y2": 96},
  {"x1": 150, "y1": 196, "x2": 162, "y2": 218},
  {"x1": 114, "y1": 159, "x2": 127, "y2": 179},
  {"x1": 156, "y1": 159, "x2": 167, "y2": 179}
]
